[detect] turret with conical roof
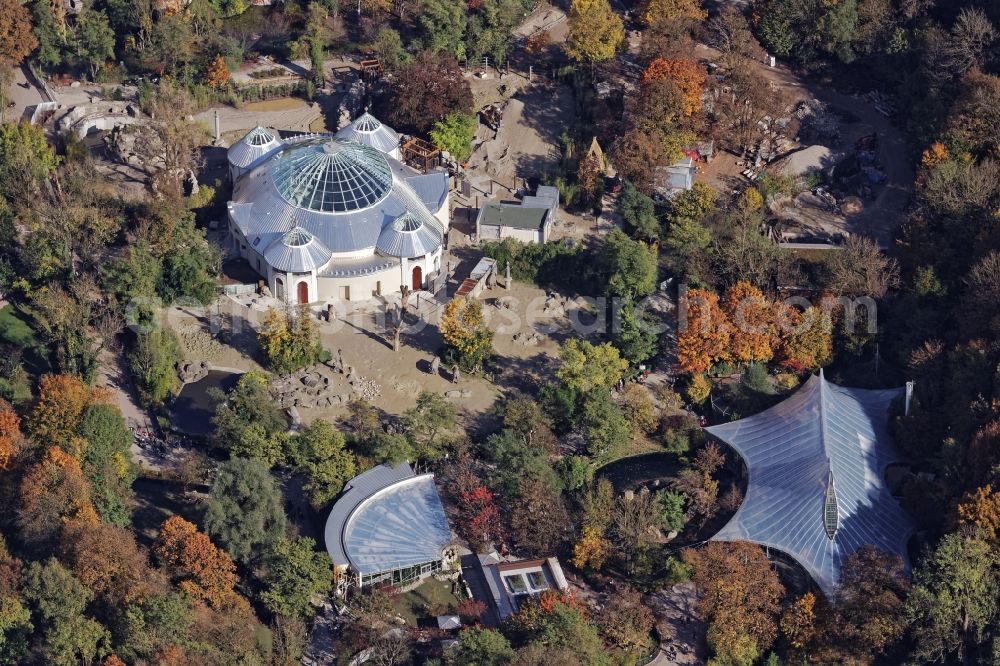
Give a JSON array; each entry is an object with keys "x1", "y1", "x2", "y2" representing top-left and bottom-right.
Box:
[
  {"x1": 335, "y1": 112, "x2": 401, "y2": 159},
  {"x1": 227, "y1": 126, "x2": 284, "y2": 182}
]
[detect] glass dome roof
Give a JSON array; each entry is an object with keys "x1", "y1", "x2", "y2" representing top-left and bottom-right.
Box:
[{"x1": 271, "y1": 139, "x2": 393, "y2": 213}]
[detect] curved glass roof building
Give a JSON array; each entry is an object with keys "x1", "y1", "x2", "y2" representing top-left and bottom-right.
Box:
[
  {"x1": 325, "y1": 462, "x2": 453, "y2": 591},
  {"x1": 705, "y1": 371, "x2": 913, "y2": 597},
  {"x1": 225, "y1": 114, "x2": 450, "y2": 306}
]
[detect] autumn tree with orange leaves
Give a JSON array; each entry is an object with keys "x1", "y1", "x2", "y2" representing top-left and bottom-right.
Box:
[
  {"x1": 677, "y1": 288, "x2": 730, "y2": 374},
  {"x1": 205, "y1": 55, "x2": 230, "y2": 89},
  {"x1": 637, "y1": 0, "x2": 706, "y2": 26},
  {"x1": 641, "y1": 57, "x2": 706, "y2": 116},
  {"x1": 59, "y1": 522, "x2": 156, "y2": 604},
  {"x1": 18, "y1": 447, "x2": 99, "y2": 547},
  {"x1": 723, "y1": 281, "x2": 775, "y2": 364},
  {"x1": 683, "y1": 541, "x2": 785, "y2": 664},
  {"x1": 774, "y1": 305, "x2": 833, "y2": 372},
  {"x1": 153, "y1": 516, "x2": 242, "y2": 610},
  {"x1": 957, "y1": 485, "x2": 1000, "y2": 540},
  {"x1": 30, "y1": 374, "x2": 109, "y2": 450},
  {"x1": 0, "y1": 400, "x2": 23, "y2": 471}
]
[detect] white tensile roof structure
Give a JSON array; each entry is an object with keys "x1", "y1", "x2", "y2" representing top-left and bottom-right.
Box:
[{"x1": 705, "y1": 371, "x2": 913, "y2": 596}]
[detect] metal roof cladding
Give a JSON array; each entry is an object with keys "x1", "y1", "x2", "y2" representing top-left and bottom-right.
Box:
[{"x1": 227, "y1": 126, "x2": 282, "y2": 169}]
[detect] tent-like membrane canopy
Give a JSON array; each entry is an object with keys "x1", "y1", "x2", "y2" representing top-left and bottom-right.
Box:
[{"x1": 705, "y1": 371, "x2": 914, "y2": 596}]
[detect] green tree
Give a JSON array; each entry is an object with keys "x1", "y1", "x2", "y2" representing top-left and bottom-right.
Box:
[
  {"x1": 73, "y1": 9, "x2": 115, "y2": 80},
  {"x1": 372, "y1": 27, "x2": 406, "y2": 69},
  {"x1": 80, "y1": 403, "x2": 137, "y2": 527},
  {"x1": 0, "y1": 122, "x2": 58, "y2": 202},
  {"x1": 127, "y1": 328, "x2": 182, "y2": 407},
  {"x1": 22, "y1": 559, "x2": 110, "y2": 666},
  {"x1": 259, "y1": 305, "x2": 327, "y2": 374},
  {"x1": 565, "y1": 0, "x2": 624, "y2": 65},
  {"x1": 452, "y1": 627, "x2": 514, "y2": 666},
  {"x1": 303, "y1": 2, "x2": 327, "y2": 87},
  {"x1": 656, "y1": 490, "x2": 686, "y2": 532},
  {"x1": 31, "y1": 0, "x2": 66, "y2": 68},
  {"x1": 580, "y1": 389, "x2": 630, "y2": 459},
  {"x1": 212, "y1": 371, "x2": 288, "y2": 465},
  {"x1": 906, "y1": 530, "x2": 1000, "y2": 663},
  {"x1": 203, "y1": 458, "x2": 287, "y2": 565},
  {"x1": 419, "y1": 0, "x2": 467, "y2": 59},
  {"x1": 556, "y1": 338, "x2": 629, "y2": 393},
  {"x1": 618, "y1": 181, "x2": 660, "y2": 241},
  {"x1": 612, "y1": 300, "x2": 659, "y2": 364},
  {"x1": 289, "y1": 420, "x2": 356, "y2": 510},
  {"x1": 403, "y1": 391, "x2": 457, "y2": 459},
  {"x1": 598, "y1": 229, "x2": 658, "y2": 299},
  {"x1": 261, "y1": 537, "x2": 332, "y2": 619},
  {"x1": 430, "y1": 112, "x2": 477, "y2": 162},
  {"x1": 555, "y1": 455, "x2": 593, "y2": 491},
  {"x1": 0, "y1": 595, "x2": 32, "y2": 666}
]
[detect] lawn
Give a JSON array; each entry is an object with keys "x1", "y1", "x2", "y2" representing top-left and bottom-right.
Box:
[
  {"x1": 0, "y1": 304, "x2": 37, "y2": 348},
  {"x1": 392, "y1": 578, "x2": 466, "y2": 628},
  {"x1": 0, "y1": 304, "x2": 50, "y2": 379}
]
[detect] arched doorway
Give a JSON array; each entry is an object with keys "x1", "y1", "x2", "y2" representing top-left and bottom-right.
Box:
[
  {"x1": 297, "y1": 281, "x2": 309, "y2": 304},
  {"x1": 274, "y1": 277, "x2": 285, "y2": 301},
  {"x1": 411, "y1": 265, "x2": 422, "y2": 291}
]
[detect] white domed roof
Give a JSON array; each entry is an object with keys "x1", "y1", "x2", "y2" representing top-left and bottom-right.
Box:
[
  {"x1": 262, "y1": 226, "x2": 333, "y2": 272},
  {"x1": 229, "y1": 135, "x2": 446, "y2": 259},
  {"x1": 335, "y1": 112, "x2": 401, "y2": 155},
  {"x1": 376, "y1": 212, "x2": 442, "y2": 259},
  {"x1": 228, "y1": 126, "x2": 282, "y2": 169}
]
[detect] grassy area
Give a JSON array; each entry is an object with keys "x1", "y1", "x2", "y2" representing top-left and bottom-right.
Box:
[
  {"x1": 0, "y1": 304, "x2": 50, "y2": 380},
  {"x1": 0, "y1": 305, "x2": 37, "y2": 348},
  {"x1": 392, "y1": 578, "x2": 465, "y2": 628}
]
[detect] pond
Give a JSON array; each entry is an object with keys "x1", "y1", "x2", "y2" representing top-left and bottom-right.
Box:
[
  {"x1": 595, "y1": 452, "x2": 684, "y2": 493},
  {"x1": 170, "y1": 370, "x2": 242, "y2": 438}
]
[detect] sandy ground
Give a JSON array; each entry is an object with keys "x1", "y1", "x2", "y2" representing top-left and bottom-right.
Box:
[
  {"x1": 163, "y1": 275, "x2": 598, "y2": 428},
  {"x1": 466, "y1": 82, "x2": 575, "y2": 189},
  {"x1": 693, "y1": 44, "x2": 914, "y2": 246},
  {"x1": 3, "y1": 66, "x2": 47, "y2": 123},
  {"x1": 194, "y1": 97, "x2": 325, "y2": 136}
]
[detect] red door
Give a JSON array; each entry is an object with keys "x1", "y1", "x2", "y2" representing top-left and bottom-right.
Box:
[
  {"x1": 411, "y1": 266, "x2": 422, "y2": 291},
  {"x1": 297, "y1": 281, "x2": 309, "y2": 304}
]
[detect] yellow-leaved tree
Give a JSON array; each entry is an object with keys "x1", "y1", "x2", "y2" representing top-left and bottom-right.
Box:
[
  {"x1": 638, "y1": 0, "x2": 707, "y2": 26},
  {"x1": 440, "y1": 297, "x2": 493, "y2": 371},
  {"x1": 556, "y1": 339, "x2": 629, "y2": 392},
  {"x1": 566, "y1": 0, "x2": 624, "y2": 66}
]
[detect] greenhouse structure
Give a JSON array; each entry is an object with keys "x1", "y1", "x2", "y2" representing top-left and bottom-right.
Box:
[{"x1": 324, "y1": 461, "x2": 453, "y2": 594}]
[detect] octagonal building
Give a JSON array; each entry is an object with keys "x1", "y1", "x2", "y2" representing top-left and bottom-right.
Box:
[{"x1": 226, "y1": 117, "x2": 449, "y2": 305}]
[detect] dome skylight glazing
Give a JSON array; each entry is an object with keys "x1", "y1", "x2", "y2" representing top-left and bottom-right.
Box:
[
  {"x1": 245, "y1": 126, "x2": 276, "y2": 146},
  {"x1": 281, "y1": 227, "x2": 314, "y2": 247},
  {"x1": 272, "y1": 139, "x2": 393, "y2": 213}
]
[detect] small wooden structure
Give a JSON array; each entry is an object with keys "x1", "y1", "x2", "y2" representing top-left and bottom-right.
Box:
[
  {"x1": 401, "y1": 137, "x2": 441, "y2": 173},
  {"x1": 359, "y1": 58, "x2": 384, "y2": 81}
]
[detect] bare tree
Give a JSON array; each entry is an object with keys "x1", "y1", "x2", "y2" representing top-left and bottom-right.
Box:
[
  {"x1": 826, "y1": 236, "x2": 900, "y2": 298},
  {"x1": 709, "y1": 67, "x2": 789, "y2": 157},
  {"x1": 134, "y1": 81, "x2": 209, "y2": 198},
  {"x1": 706, "y1": 8, "x2": 762, "y2": 72},
  {"x1": 946, "y1": 7, "x2": 996, "y2": 75}
]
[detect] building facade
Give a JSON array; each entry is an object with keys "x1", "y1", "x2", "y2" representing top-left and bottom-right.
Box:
[{"x1": 225, "y1": 118, "x2": 450, "y2": 305}]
